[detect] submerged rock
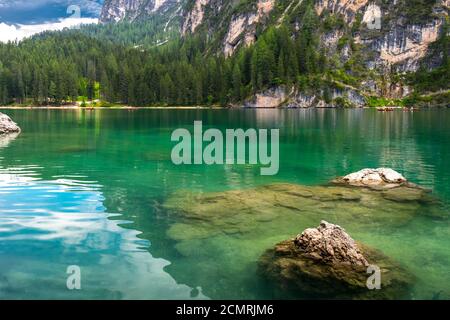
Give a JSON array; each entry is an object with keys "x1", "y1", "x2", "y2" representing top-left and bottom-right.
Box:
[
  {"x1": 0, "y1": 113, "x2": 20, "y2": 134},
  {"x1": 163, "y1": 182, "x2": 439, "y2": 245},
  {"x1": 382, "y1": 186, "x2": 427, "y2": 202},
  {"x1": 162, "y1": 179, "x2": 445, "y2": 298},
  {"x1": 259, "y1": 221, "x2": 414, "y2": 299}
]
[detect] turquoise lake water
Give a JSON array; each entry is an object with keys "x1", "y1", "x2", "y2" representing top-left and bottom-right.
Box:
[{"x1": 0, "y1": 108, "x2": 449, "y2": 300}]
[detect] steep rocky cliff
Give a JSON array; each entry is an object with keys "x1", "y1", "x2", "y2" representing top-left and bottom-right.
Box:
[{"x1": 100, "y1": 0, "x2": 182, "y2": 22}]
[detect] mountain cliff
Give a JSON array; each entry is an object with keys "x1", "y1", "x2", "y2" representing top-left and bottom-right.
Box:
[
  {"x1": 98, "y1": 0, "x2": 448, "y2": 106},
  {"x1": 100, "y1": 0, "x2": 182, "y2": 22},
  {"x1": 100, "y1": 0, "x2": 447, "y2": 66}
]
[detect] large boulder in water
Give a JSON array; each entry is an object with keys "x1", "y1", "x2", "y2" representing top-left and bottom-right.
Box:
[
  {"x1": 294, "y1": 221, "x2": 369, "y2": 267},
  {"x1": 259, "y1": 221, "x2": 414, "y2": 299},
  {"x1": 0, "y1": 112, "x2": 20, "y2": 134}
]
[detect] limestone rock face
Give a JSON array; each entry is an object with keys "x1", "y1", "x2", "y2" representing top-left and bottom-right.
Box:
[
  {"x1": 294, "y1": 221, "x2": 368, "y2": 267},
  {"x1": 0, "y1": 113, "x2": 21, "y2": 135},
  {"x1": 181, "y1": 0, "x2": 209, "y2": 34},
  {"x1": 222, "y1": 0, "x2": 275, "y2": 56},
  {"x1": 245, "y1": 86, "x2": 368, "y2": 108},
  {"x1": 244, "y1": 87, "x2": 288, "y2": 108},
  {"x1": 100, "y1": 0, "x2": 179, "y2": 22}
]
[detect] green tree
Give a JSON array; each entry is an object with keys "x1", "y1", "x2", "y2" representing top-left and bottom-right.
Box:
[{"x1": 232, "y1": 63, "x2": 242, "y2": 101}]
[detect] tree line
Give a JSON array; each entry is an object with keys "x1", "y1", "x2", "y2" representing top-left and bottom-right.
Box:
[{"x1": 0, "y1": 4, "x2": 333, "y2": 107}]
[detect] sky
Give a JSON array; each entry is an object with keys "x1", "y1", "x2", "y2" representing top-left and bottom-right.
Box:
[{"x1": 0, "y1": 0, "x2": 103, "y2": 42}]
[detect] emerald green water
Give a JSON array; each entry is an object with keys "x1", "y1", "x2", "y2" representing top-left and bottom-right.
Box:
[{"x1": 0, "y1": 108, "x2": 448, "y2": 300}]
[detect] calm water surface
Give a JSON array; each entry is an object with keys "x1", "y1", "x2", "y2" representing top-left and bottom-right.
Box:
[{"x1": 0, "y1": 108, "x2": 449, "y2": 299}]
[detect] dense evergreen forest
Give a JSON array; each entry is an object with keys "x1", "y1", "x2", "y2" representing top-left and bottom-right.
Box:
[
  {"x1": 0, "y1": 23, "x2": 324, "y2": 106},
  {"x1": 0, "y1": 3, "x2": 448, "y2": 107}
]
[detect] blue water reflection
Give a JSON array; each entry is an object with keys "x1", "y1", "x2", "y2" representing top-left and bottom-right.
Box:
[{"x1": 0, "y1": 164, "x2": 206, "y2": 299}]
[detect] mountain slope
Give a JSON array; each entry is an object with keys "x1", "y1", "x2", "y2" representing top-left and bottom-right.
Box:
[
  {"x1": 99, "y1": 0, "x2": 449, "y2": 106},
  {"x1": 100, "y1": 0, "x2": 448, "y2": 66},
  {"x1": 100, "y1": 0, "x2": 182, "y2": 22},
  {"x1": 0, "y1": 0, "x2": 447, "y2": 108}
]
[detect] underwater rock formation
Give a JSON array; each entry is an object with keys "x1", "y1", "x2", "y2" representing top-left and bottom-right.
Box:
[
  {"x1": 259, "y1": 221, "x2": 414, "y2": 299},
  {"x1": 162, "y1": 174, "x2": 446, "y2": 298},
  {"x1": 0, "y1": 113, "x2": 20, "y2": 135}
]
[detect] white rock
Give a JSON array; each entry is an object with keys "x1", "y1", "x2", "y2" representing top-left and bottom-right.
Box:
[
  {"x1": 362, "y1": 172, "x2": 384, "y2": 185},
  {"x1": 340, "y1": 168, "x2": 407, "y2": 187},
  {"x1": 378, "y1": 168, "x2": 407, "y2": 183},
  {"x1": 295, "y1": 220, "x2": 369, "y2": 267},
  {"x1": 0, "y1": 112, "x2": 21, "y2": 134}
]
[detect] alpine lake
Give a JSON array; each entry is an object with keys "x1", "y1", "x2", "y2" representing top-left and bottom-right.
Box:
[{"x1": 0, "y1": 108, "x2": 449, "y2": 300}]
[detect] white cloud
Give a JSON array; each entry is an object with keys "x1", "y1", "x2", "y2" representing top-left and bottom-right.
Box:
[{"x1": 0, "y1": 17, "x2": 98, "y2": 42}]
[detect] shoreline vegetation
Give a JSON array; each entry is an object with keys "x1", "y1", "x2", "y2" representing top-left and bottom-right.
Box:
[
  {"x1": 0, "y1": 104, "x2": 224, "y2": 110},
  {"x1": 1, "y1": 89, "x2": 448, "y2": 110},
  {"x1": 0, "y1": 106, "x2": 446, "y2": 110}
]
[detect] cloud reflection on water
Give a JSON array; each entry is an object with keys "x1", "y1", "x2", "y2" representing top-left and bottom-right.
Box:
[{"x1": 0, "y1": 164, "x2": 206, "y2": 299}]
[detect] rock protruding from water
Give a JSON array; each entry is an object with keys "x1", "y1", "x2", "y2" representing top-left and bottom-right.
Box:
[
  {"x1": 294, "y1": 221, "x2": 369, "y2": 267},
  {"x1": 333, "y1": 168, "x2": 409, "y2": 189},
  {"x1": 259, "y1": 221, "x2": 414, "y2": 299},
  {"x1": 0, "y1": 113, "x2": 20, "y2": 134}
]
